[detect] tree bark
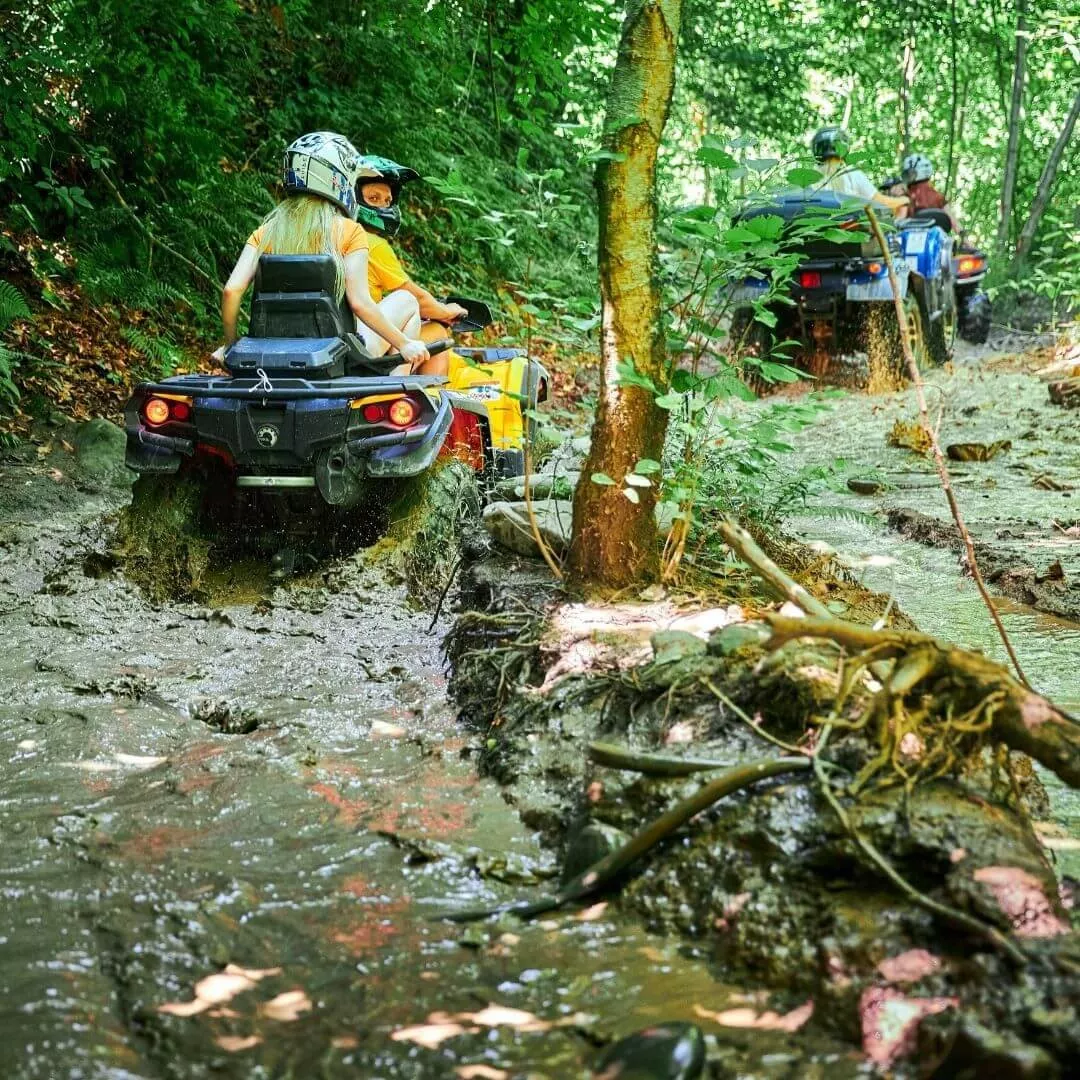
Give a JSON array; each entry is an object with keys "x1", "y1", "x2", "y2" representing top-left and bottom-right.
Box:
[
  {"x1": 568, "y1": 0, "x2": 682, "y2": 588},
  {"x1": 1014, "y1": 87, "x2": 1080, "y2": 264},
  {"x1": 996, "y1": 0, "x2": 1028, "y2": 254}
]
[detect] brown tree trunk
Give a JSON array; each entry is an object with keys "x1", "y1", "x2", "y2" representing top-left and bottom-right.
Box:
[
  {"x1": 568, "y1": 0, "x2": 683, "y2": 588},
  {"x1": 1014, "y1": 87, "x2": 1080, "y2": 264},
  {"x1": 996, "y1": 0, "x2": 1028, "y2": 254}
]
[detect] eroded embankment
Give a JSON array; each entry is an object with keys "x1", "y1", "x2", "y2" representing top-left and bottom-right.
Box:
[{"x1": 448, "y1": 539, "x2": 1080, "y2": 1077}]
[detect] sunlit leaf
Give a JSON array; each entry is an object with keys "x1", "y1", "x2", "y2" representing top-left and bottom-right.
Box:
[
  {"x1": 591, "y1": 472, "x2": 616, "y2": 486},
  {"x1": 622, "y1": 487, "x2": 640, "y2": 504}
]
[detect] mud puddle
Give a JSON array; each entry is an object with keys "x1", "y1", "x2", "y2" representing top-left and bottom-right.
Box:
[
  {"x1": 777, "y1": 347, "x2": 1080, "y2": 884},
  {"x1": 0, "y1": 482, "x2": 856, "y2": 1077}
]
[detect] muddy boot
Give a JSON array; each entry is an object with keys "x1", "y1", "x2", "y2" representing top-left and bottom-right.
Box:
[{"x1": 592, "y1": 1022, "x2": 705, "y2": 1079}]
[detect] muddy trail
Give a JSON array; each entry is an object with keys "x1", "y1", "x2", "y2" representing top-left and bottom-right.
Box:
[
  {"x1": 1, "y1": 341, "x2": 1078, "y2": 1079},
  {"x1": 0, "y1": 443, "x2": 865, "y2": 1078}
]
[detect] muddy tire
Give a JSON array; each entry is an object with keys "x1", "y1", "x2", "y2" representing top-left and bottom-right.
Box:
[
  {"x1": 729, "y1": 307, "x2": 774, "y2": 395},
  {"x1": 115, "y1": 469, "x2": 217, "y2": 602},
  {"x1": 919, "y1": 284, "x2": 955, "y2": 367},
  {"x1": 958, "y1": 290, "x2": 991, "y2": 344}
]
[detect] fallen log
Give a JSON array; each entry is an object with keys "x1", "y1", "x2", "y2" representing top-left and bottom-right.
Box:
[
  {"x1": 1048, "y1": 376, "x2": 1080, "y2": 409},
  {"x1": 766, "y1": 615, "x2": 1080, "y2": 788}
]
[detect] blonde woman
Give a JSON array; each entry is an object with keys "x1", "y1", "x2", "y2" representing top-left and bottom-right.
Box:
[{"x1": 215, "y1": 132, "x2": 429, "y2": 372}]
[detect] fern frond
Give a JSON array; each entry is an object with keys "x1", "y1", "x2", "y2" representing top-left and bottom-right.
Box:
[
  {"x1": 0, "y1": 281, "x2": 31, "y2": 330},
  {"x1": 799, "y1": 504, "x2": 880, "y2": 527}
]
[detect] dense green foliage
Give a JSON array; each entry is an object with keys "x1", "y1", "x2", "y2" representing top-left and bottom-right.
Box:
[{"x1": 1, "y1": 0, "x2": 1076, "y2": 412}]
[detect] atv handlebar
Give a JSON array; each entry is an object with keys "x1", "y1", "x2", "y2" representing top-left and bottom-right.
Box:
[{"x1": 382, "y1": 337, "x2": 454, "y2": 365}]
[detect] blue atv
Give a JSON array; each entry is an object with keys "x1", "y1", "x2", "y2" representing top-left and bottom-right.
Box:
[{"x1": 728, "y1": 191, "x2": 958, "y2": 386}]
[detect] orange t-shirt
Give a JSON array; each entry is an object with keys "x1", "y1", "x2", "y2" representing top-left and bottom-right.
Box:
[{"x1": 246, "y1": 217, "x2": 370, "y2": 257}]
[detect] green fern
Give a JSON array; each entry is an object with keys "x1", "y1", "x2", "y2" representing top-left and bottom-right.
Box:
[
  {"x1": 121, "y1": 325, "x2": 182, "y2": 379},
  {"x1": 0, "y1": 281, "x2": 31, "y2": 330},
  {"x1": 798, "y1": 504, "x2": 880, "y2": 528}
]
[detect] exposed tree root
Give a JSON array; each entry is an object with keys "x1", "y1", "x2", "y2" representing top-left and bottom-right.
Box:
[{"x1": 439, "y1": 757, "x2": 809, "y2": 922}]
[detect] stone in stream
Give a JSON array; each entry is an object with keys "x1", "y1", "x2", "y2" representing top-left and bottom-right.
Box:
[
  {"x1": 592, "y1": 1022, "x2": 706, "y2": 1079},
  {"x1": 492, "y1": 471, "x2": 580, "y2": 502},
  {"x1": 945, "y1": 439, "x2": 1012, "y2": 462}
]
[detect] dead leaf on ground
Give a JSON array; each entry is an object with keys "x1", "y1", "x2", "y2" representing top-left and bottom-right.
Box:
[
  {"x1": 693, "y1": 999, "x2": 814, "y2": 1032},
  {"x1": 391, "y1": 1021, "x2": 473, "y2": 1048},
  {"x1": 157, "y1": 964, "x2": 282, "y2": 1017},
  {"x1": 331, "y1": 1035, "x2": 360, "y2": 1050},
  {"x1": 214, "y1": 1035, "x2": 262, "y2": 1052},
  {"x1": 575, "y1": 902, "x2": 609, "y2": 922},
  {"x1": 258, "y1": 989, "x2": 312, "y2": 1021},
  {"x1": 456, "y1": 1067, "x2": 509, "y2": 1079}
]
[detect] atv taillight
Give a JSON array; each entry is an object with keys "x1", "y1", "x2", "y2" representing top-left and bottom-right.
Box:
[
  {"x1": 799, "y1": 271, "x2": 822, "y2": 289},
  {"x1": 143, "y1": 398, "x2": 170, "y2": 425},
  {"x1": 142, "y1": 395, "x2": 192, "y2": 426},
  {"x1": 362, "y1": 403, "x2": 385, "y2": 423},
  {"x1": 958, "y1": 256, "x2": 985, "y2": 274},
  {"x1": 388, "y1": 398, "x2": 420, "y2": 428}
]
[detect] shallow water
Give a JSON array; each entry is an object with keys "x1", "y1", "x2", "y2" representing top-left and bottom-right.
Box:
[
  {"x1": 781, "y1": 350, "x2": 1080, "y2": 883},
  {"x1": 0, "y1": 495, "x2": 858, "y2": 1078}
]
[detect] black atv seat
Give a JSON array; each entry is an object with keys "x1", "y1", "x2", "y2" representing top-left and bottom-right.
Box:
[
  {"x1": 249, "y1": 255, "x2": 356, "y2": 339},
  {"x1": 912, "y1": 208, "x2": 953, "y2": 234}
]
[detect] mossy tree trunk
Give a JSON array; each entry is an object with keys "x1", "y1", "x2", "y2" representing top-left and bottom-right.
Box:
[{"x1": 568, "y1": 0, "x2": 682, "y2": 589}]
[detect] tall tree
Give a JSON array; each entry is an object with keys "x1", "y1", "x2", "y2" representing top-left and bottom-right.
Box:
[
  {"x1": 1014, "y1": 87, "x2": 1080, "y2": 264},
  {"x1": 997, "y1": 0, "x2": 1028, "y2": 253},
  {"x1": 568, "y1": 0, "x2": 683, "y2": 588}
]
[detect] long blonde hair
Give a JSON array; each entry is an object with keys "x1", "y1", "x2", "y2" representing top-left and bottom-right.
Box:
[{"x1": 255, "y1": 195, "x2": 347, "y2": 299}]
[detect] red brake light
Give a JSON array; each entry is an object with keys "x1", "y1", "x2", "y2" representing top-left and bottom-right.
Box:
[
  {"x1": 362, "y1": 403, "x2": 385, "y2": 423},
  {"x1": 170, "y1": 400, "x2": 191, "y2": 422},
  {"x1": 799, "y1": 271, "x2": 822, "y2": 289},
  {"x1": 958, "y1": 256, "x2": 984, "y2": 274},
  {"x1": 388, "y1": 398, "x2": 420, "y2": 428},
  {"x1": 143, "y1": 398, "x2": 170, "y2": 426}
]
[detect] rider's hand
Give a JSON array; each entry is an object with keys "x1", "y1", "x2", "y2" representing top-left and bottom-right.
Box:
[
  {"x1": 399, "y1": 339, "x2": 430, "y2": 369},
  {"x1": 441, "y1": 303, "x2": 469, "y2": 323}
]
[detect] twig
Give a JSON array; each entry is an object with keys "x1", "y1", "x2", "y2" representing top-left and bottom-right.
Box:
[
  {"x1": 718, "y1": 518, "x2": 831, "y2": 619},
  {"x1": 703, "y1": 679, "x2": 806, "y2": 755},
  {"x1": 812, "y1": 723, "x2": 1028, "y2": 966},
  {"x1": 864, "y1": 206, "x2": 1030, "y2": 689},
  {"x1": 438, "y1": 756, "x2": 810, "y2": 921},
  {"x1": 427, "y1": 555, "x2": 462, "y2": 633}
]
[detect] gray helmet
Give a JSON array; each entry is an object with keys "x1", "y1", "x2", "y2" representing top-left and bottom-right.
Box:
[
  {"x1": 282, "y1": 132, "x2": 379, "y2": 218},
  {"x1": 901, "y1": 153, "x2": 933, "y2": 184},
  {"x1": 811, "y1": 126, "x2": 850, "y2": 162}
]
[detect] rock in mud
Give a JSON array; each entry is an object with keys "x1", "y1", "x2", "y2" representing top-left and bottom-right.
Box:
[
  {"x1": 191, "y1": 697, "x2": 259, "y2": 734},
  {"x1": 482, "y1": 498, "x2": 573, "y2": 559},
  {"x1": 73, "y1": 418, "x2": 134, "y2": 487},
  {"x1": 592, "y1": 1022, "x2": 706, "y2": 1079},
  {"x1": 650, "y1": 630, "x2": 707, "y2": 664},
  {"x1": 562, "y1": 821, "x2": 630, "y2": 883},
  {"x1": 493, "y1": 471, "x2": 580, "y2": 502},
  {"x1": 918, "y1": 1012, "x2": 1061, "y2": 1079}
]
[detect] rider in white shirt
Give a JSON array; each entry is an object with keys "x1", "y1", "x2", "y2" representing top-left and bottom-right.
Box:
[{"x1": 811, "y1": 127, "x2": 909, "y2": 217}]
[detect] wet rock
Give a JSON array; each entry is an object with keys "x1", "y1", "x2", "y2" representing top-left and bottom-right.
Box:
[
  {"x1": 650, "y1": 630, "x2": 707, "y2": 664},
  {"x1": 481, "y1": 499, "x2": 573, "y2": 559},
  {"x1": 708, "y1": 621, "x2": 771, "y2": 656},
  {"x1": 493, "y1": 471, "x2": 580, "y2": 502},
  {"x1": 848, "y1": 477, "x2": 886, "y2": 495},
  {"x1": 72, "y1": 419, "x2": 134, "y2": 487},
  {"x1": 563, "y1": 821, "x2": 630, "y2": 883},
  {"x1": 946, "y1": 440, "x2": 1012, "y2": 462},
  {"x1": 918, "y1": 1012, "x2": 1060, "y2": 1079},
  {"x1": 592, "y1": 1022, "x2": 705, "y2": 1079},
  {"x1": 191, "y1": 697, "x2": 259, "y2": 735},
  {"x1": 886, "y1": 507, "x2": 961, "y2": 548}
]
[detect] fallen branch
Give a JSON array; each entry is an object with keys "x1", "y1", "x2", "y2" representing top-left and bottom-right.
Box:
[
  {"x1": 865, "y1": 206, "x2": 1030, "y2": 689},
  {"x1": 718, "y1": 518, "x2": 831, "y2": 619},
  {"x1": 438, "y1": 756, "x2": 810, "y2": 921},
  {"x1": 767, "y1": 614, "x2": 1080, "y2": 788}
]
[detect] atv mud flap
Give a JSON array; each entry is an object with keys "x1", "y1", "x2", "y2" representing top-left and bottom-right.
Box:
[
  {"x1": 846, "y1": 264, "x2": 909, "y2": 302},
  {"x1": 363, "y1": 392, "x2": 453, "y2": 479}
]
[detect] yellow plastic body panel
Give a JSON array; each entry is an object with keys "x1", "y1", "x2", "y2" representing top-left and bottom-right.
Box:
[{"x1": 444, "y1": 350, "x2": 528, "y2": 451}]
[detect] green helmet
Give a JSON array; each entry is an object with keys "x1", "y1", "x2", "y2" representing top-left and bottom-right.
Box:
[
  {"x1": 811, "y1": 126, "x2": 850, "y2": 162},
  {"x1": 355, "y1": 155, "x2": 421, "y2": 238}
]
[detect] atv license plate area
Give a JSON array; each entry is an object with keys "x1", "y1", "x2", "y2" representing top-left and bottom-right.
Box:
[{"x1": 846, "y1": 278, "x2": 899, "y2": 301}]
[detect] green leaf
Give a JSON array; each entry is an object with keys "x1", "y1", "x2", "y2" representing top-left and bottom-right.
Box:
[
  {"x1": 698, "y1": 146, "x2": 738, "y2": 169},
  {"x1": 634, "y1": 458, "x2": 662, "y2": 475},
  {"x1": 622, "y1": 487, "x2": 640, "y2": 504},
  {"x1": 754, "y1": 308, "x2": 778, "y2": 328},
  {"x1": 615, "y1": 361, "x2": 658, "y2": 393},
  {"x1": 591, "y1": 472, "x2": 616, "y2": 486},
  {"x1": 583, "y1": 149, "x2": 628, "y2": 164},
  {"x1": 743, "y1": 214, "x2": 784, "y2": 240},
  {"x1": 654, "y1": 392, "x2": 683, "y2": 410},
  {"x1": 786, "y1": 167, "x2": 824, "y2": 187},
  {"x1": 625, "y1": 473, "x2": 651, "y2": 488},
  {"x1": 723, "y1": 227, "x2": 762, "y2": 245}
]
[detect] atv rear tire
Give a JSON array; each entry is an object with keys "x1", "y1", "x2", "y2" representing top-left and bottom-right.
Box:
[
  {"x1": 958, "y1": 290, "x2": 991, "y2": 344},
  {"x1": 729, "y1": 308, "x2": 774, "y2": 395},
  {"x1": 918, "y1": 284, "x2": 955, "y2": 367}
]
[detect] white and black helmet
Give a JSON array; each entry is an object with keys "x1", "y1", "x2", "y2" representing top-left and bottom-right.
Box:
[
  {"x1": 282, "y1": 132, "x2": 380, "y2": 218},
  {"x1": 901, "y1": 153, "x2": 934, "y2": 184}
]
